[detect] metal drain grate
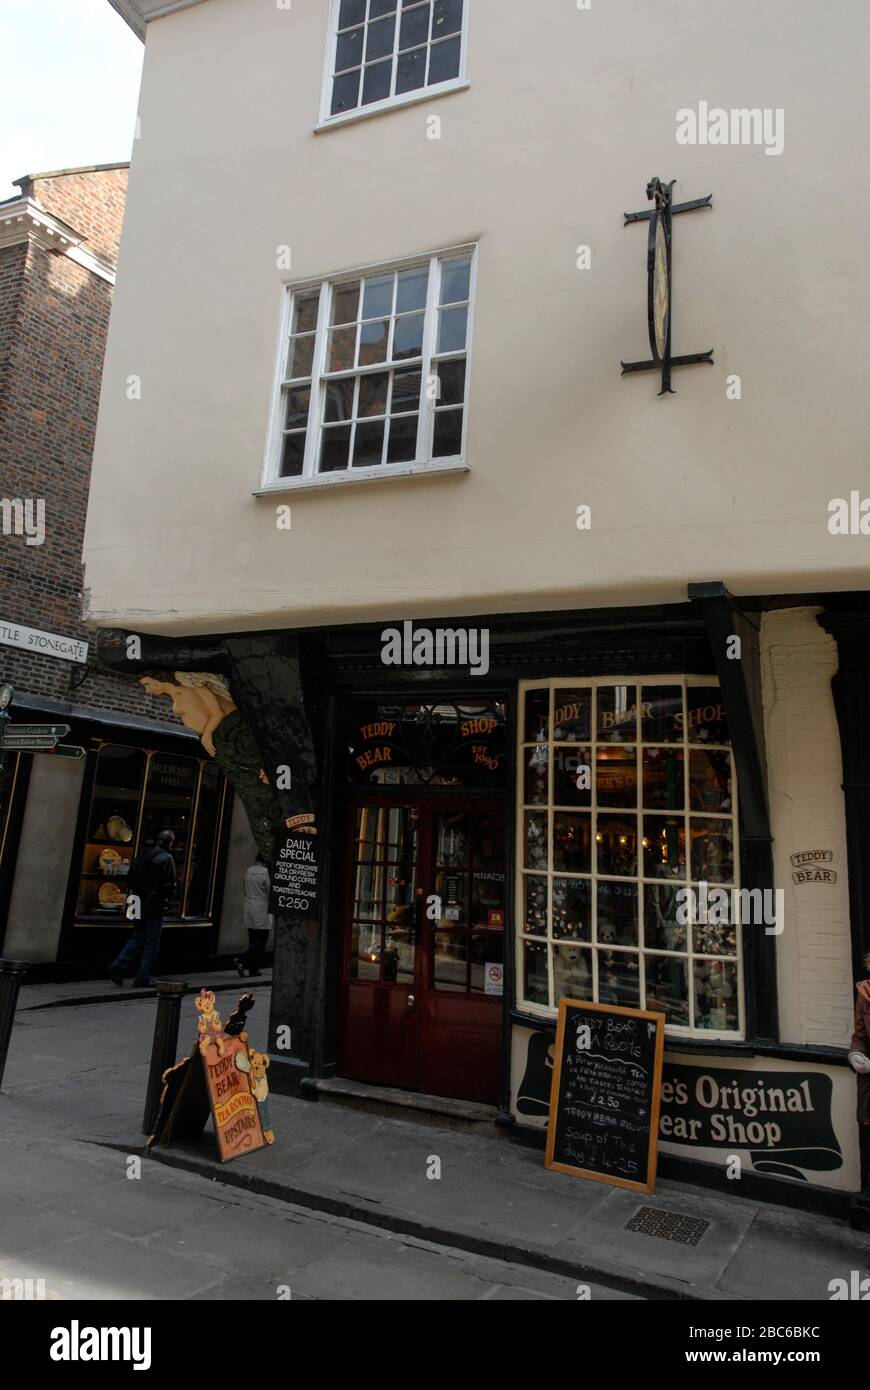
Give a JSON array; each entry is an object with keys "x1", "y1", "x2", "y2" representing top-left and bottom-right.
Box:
[{"x1": 625, "y1": 1206, "x2": 710, "y2": 1246}]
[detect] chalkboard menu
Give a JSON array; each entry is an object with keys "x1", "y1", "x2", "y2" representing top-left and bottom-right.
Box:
[
  {"x1": 545, "y1": 999, "x2": 665, "y2": 1193},
  {"x1": 270, "y1": 832, "x2": 319, "y2": 917}
]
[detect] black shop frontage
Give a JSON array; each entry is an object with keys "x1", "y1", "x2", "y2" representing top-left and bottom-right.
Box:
[{"x1": 94, "y1": 589, "x2": 870, "y2": 1220}]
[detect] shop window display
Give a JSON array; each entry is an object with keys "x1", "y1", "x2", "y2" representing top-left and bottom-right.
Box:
[{"x1": 517, "y1": 680, "x2": 742, "y2": 1036}]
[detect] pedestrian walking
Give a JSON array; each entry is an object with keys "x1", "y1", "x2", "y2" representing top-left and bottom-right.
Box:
[
  {"x1": 234, "y1": 854, "x2": 272, "y2": 978},
  {"x1": 108, "y1": 829, "x2": 177, "y2": 988}
]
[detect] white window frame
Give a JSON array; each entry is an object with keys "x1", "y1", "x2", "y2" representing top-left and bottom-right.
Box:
[
  {"x1": 317, "y1": 0, "x2": 470, "y2": 130},
  {"x1": 260, "y1": 243, "x2": 477, "y2": 493},
  {"x1": 515, "y1": 675, "x2": 746, "y2": 1042}
]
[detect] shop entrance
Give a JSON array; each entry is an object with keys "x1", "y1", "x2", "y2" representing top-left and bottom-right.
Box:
[{"x1": 339, "y1": 795, "x2": 505, "y2": 1105}]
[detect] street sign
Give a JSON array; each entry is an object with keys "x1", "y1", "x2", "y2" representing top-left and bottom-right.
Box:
[
  {"x1": 0, "y1": 735, "x2": 58, "y2": 751},
  {"x1": 48, "y1": 745, "x2": 85, "y2": 759},
  {"x1": 1, "y1": 723, "x2": 70, "y2": 741}
]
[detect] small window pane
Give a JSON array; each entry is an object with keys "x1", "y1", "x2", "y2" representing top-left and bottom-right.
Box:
[
  {"x1": 366, "y1": 15, "x2": 397, "y2": 61},
  {"x1": 553, "y1": 688, "x2": 591, "y2": 741},
  {"x1": 689, "y1": 749, "x2": 732, "y2": 813},
  {"x1": 391, "y1": 367, "x2": 422, "y2": 412},
  {"x1": 396, "y1": 45, "x2": 427, "y2": 92},
  {"x1": 293, "y1": 292, "x2": 320, "y2": 334},
  {"x1": 358, "y1": 371, "x2": 389, "y2": 417},
  {"x1": 690, "y1": 819, "x2": 734, "y2": 884},
  {"x1": 362, "y1": 58, "x2": 393, "y2": 105},
  {"x1": 597, "y1": 880, "x2": 638, "y2": 947},
  {"x1": 280, "y1": 432, "x2": 306, "y2": 478},
  {"x1": 386, "y1": 414, "x2": 418, "y2": 462},
  {"x1": 433, "y1": 0, "x2": 463, "y2": 37},
  {"x1": 400, "y1": 2, "x2": 430, "y2": 49},
  {"x1": 595, "y1": 814, "x2": 636, "y2": 877},
  {"x1": 432, "y1": 406, "x2": 463, "y2": 457},
  {"x1": 283, "y1": 386, "x2": 311, "y2": 430},
  {"x1": 359, "y1": 319, "x2": 389, "y2": 365},
  {"x1": 524, "y1": 689, "x2": 550, "y2": 742},
  {"x1": 553, "y1": 812, "x2": 591, "y2": 874},
  {"x1": 331, "y1": 68, "x2": 362, "y2": 115},
  {"x1": 597, "y1": 685, "x2": 637, "y2": 742},
  {"x1": 596, "y1": 747, "x2": 637, "y2": 809},
  {"x1": 440, "y1": 256, "x2": 471, "y2": 304},
  {"x1": 553, "y1": 944, "x2": 591, "y2": 1004},
  {"x1": 686, "y1": 687, "x2": 729, "y2": 744},
  {"x1": 370, "y1": 0, "x2": 398, "y2": 15},
  {"x1": 331, "y1": 281, "x2": 360, "y2": 326},
  {"x1": 597, "y1": 950, "x2": 640, "y2": 1008},
  {"x1": 524, "y1": 812, "x2": 547, "y2": 870},
  {"x1": 320, "y1": 423, "x2": 352, "y2": 472},
  {"x1": 338, "y1": 0, "x2": 366, "y2": 29},
  {"x1": 693, "y1": 918, "x2": 738, "y2": 958},
  {"x1": 693, "y1": 960, "x2": 739, "y2": 1031},
  {"x1": 642, "y1": 747, "x2": 685, "y2": 810},
  {"x1": 394, "y1": 311, "x2": 425, "y2": 359},
  {"x1": 523, "y1": 745, "x2": 548, "y2": 805},
  {"x1": 437, "y1": 304, "x2": 467, "y2": 353},
  {"x1": 553, "y1": 748, "x2": 591, "y2": 807},
  {"x1": 646, "y1": 957, "x2": 690, "y2": 1027},
  {"x1": 287, "y1": 334, "x2": 315, "y2": 379},
  {"x1": 329, "y1": 326, "x2": 357, "y2": 372},
  {"x1": 335, "y1": 27, "x2": 364, "y2": 71},
  {"x1": 643, "y1": 816, "x2": 687, "y2": 880},
  {"x1": 523, "y1": 875, "x2": 548, "y2": 936},
  {"x1": 642, "y1": 685, "x2": 684, "y2": 743},
  {"x1": 324, "y1": 379, "x2": 355, "y2": 423},
  {"x1": 428, "y1": 32, "x2": 461, "y2": 83},
  {"x1": 362, "y1": 273, "x2": 394, "y2": 319},
  {"x1": 396, "y1": 266, "x2": 429, "y2": 313},
  {"x1": 353, "y1": 419, "x2": 386, "y2": 467},
  {"x1": 523, "y1": 940, "x2": 549, "y2": 1006},
  {"x1": 552, "y1": 877, "x2": 591, "y2": 941},
  {"x1": 644, "y1": 884, "x2": 687, "y2": 952},
  {"x1": 435, "y1": 357, "x2": 465, "y2": 405}
]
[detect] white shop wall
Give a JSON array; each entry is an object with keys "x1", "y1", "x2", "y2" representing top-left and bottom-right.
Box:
[
  {"x1": 761, "y1": 608, "x2": 853, "y2": 1049},
  {"x1": 216, "y1": 796, "x2": 260, "y2": 955},
  {"x1": 4, "y1": 755, "x2": 85, "y2": 963}
]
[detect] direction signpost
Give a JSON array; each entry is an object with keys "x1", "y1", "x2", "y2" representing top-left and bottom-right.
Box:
[{"x1": 0, "y1": 689, "x2": 81, "y2": 770}]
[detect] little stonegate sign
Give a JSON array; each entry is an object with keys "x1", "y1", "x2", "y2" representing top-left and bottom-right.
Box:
[{"x1": 0, "y1": 618, "x2": 88, "y2": 664}]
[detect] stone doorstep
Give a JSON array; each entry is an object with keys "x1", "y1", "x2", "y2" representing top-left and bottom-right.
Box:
[
  {"x1": 143, "y1": 1141, "x2": 735, "y2": 1304},
  {"x1": 302, "y1": 1076, "x2": 498, "y2": 1126}
]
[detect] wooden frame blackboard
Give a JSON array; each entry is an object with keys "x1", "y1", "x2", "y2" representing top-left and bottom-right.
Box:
[{"x1": 545, "y1": 998, "x2": 665, "y2": 1194}]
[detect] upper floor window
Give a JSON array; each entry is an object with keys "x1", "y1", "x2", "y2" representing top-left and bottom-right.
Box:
[
  {"x1": 264, "y1": 246, "x2": 475, "y2": 487},
  {"x1": 323, "y1": 0, "x2": 467, "y2": 123}
]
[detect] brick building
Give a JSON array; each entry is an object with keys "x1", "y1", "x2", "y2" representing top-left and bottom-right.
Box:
[{"x1": 0, "y1": 164, "x2": 255, "y2": 975}]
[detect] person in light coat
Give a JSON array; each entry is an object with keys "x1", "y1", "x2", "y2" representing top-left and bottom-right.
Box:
[{"x1": 234, "y1": 854, "x2": 272, "y2": 978}]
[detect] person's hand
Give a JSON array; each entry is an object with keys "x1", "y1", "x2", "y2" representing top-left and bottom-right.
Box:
[{"x1": 857, "y1": 980, "x2": 870, "y2": 1005}]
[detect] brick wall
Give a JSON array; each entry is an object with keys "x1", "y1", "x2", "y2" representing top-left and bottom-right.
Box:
[{"x1": 0, "y1": 167, "x2": 179, "y2": 727}]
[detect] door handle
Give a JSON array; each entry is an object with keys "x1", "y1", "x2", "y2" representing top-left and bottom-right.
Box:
[{"x1": 406, "y1": 994, "x2": 416, "y2": 1010}]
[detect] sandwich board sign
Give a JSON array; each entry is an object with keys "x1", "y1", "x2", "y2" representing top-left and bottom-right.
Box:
[
  {"x1": 148, "y1": 991, "x2": 273, "y2": 1162},
  {"x1": 545, "y1": 998, "x2": 665, "y2": 1194}
]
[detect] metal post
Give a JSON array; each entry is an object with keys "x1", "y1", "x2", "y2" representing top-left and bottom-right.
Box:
[
  {"x1": 142, "y1": 980, "x2": 188, "y2": 1136},
  {"x1": 0, "y1": 959, "x2": 29, "y2": 1091}
]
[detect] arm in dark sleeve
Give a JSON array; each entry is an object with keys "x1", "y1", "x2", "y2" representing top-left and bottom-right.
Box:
[
  {"x1": 851, "y1": 999, "x2": 870, "y2": 1055},
  {"x1": 162, "y1": 852, "x2": 177, "y2": 891}
]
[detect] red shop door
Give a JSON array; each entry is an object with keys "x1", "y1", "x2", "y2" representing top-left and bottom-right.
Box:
[{"x1": 339, "y1": 797, "x2": 505, "y2": 1105}]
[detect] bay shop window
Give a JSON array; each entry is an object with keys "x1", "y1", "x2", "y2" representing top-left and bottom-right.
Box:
[
  {"x1": 517, "y1": 679, "x2": 744, "y2": 1038},
  {"x1": 75, "y1": 743, "x2": 229, "y2": 925}
]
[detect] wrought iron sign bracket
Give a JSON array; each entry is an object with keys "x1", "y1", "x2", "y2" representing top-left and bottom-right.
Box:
[{"x1": 621, "y1": 177, "x2": 714, "y2": 395}]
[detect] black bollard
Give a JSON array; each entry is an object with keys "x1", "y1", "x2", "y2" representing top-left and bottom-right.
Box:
[
  {"x1": 142, "y1": 980, "x2": 188, "y2": 1137},
  {"x1": 0, "y1": 959, "x2": 29, "y2": 1092}
]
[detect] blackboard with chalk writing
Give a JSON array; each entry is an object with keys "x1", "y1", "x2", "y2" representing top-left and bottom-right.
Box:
[{"x1": 545, "y1": 999, "x2": 665, "y2": 1193}]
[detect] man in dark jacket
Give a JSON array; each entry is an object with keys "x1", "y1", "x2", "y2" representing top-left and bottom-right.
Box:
[{"x1": 108, "y1": 830, "x2": 176, "y2": 988}]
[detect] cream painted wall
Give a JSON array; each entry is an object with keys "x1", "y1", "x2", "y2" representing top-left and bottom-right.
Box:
[
  {"x1": 762, "y1": 608, "x2": 854, "y2": 1049},
  {"x1": 85, "y1": 0, "x2": 870, "y2": 634},
  {"x1": 216, "y1": 794, "x2": 260, "y2": 955},
  {"x1": 5, "y1": 757, "x2": 84, "y2": 962}
]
